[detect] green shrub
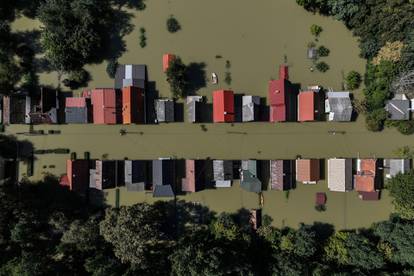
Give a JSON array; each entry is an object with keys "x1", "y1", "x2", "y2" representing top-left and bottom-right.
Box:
[
  {"x1": 224, "y1": 72, "x2": 232, "y2": 85},
  {"x1": 397, "y1": 121, "x2": 414, "y2": 135},
  {"x1": 54, "y1": 148, "x2": 70, "y2": 154},
  {"x1": 345, "y1": 71, "x2": 362, "y2": 90},
  {"x1": 139, "y1": 27, "x2": 146, "y2": 48},
  {"x1": 70, "y1": 152, "x2": 77, "y2": 160},
  {"x1": 167, "y1": 16, "x2": 181, "y2": 33},
  {"x1": 317, "y1": 46, "x2": 330, "y2": 57},
  {"x1": 315, "y1": 205, "x2": 326, "y2": 212},
  {"x1": 365, "y1": 109, "x2": 387, "y2": 132},
  {"x1": 310, "y1": 24, "x2": 323, "y2": 36},
  {"x1": 316, "y1": 61, "x2": 329, "y2": 72},
  {"x1": 106, "y1": 59, "x2": 118, "y2": 79}
]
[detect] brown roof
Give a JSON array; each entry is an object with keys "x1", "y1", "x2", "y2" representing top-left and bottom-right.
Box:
[
  {"x1": 296, "y1": 159, "x2": 320, "y2": 182},
  {"x1": 354, "y1": 159, "x2": 377, "y2": 192},
  {"x1": 182, "y1": 160, "x2": 195, "y2": 192}
]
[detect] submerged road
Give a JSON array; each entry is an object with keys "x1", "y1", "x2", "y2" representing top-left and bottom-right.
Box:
[{"x1": 6, "y1": 121, "x2": 414, "y2": 161}]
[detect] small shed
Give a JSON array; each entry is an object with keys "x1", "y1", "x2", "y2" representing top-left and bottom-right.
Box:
[
  {"x1": 163, "y1": 54, "x2": 176, "y2": 72},
  {"x1": 315, "y1": 192, "x2": 327, "y2": 205},
  {"x1": 155, "y1": 99, "x2": 174, "y2": 123}
]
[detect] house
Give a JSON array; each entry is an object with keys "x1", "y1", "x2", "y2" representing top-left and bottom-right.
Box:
[
  {"x1": 181, "y1": 159, "x2": 204, "y2": 193},
  {"x1": 327, "y1": 159, "x2": 353, "y2": 192},
  {"x1": 298, "y1": 90, "x2": 319, "y2": 122},
  {"x1": 152, "y1": 159, "x2": 175, "y2": 197},
  {"x1": 30, "y1": 87, "x2": 59, "y2": 124},
  {"x1": 354, "y1": 159, "x2": 379, "y2": 193},
  {"x1": 186, "y1": 96, "x2": 203, "y2": 123},
  {"x1": 384, "y1": 159, "x2": 410, "y2": 179},
  {"x1": 122, "y1": 86, "x2": 144, "y2": 124},
  {"x1": 325, "y1": 92, "x2": 352, "y2": 121},
  {"x1": 270, "y1": 160, "x2": 294, "y2": 190},
  {"x1": 91, "y1": 88, "x2": 118, "y2": 124},
  {"x1": 163, "y1": 54, "x2": 176, "y2": 72},
  {"x1": 268, "y1": 65, "x2": 297, "y2": 122},
  {"x1": 95, "y1": 160, "x2": 118, "y2": 190},
  {"x1": 124, "y1": 160, "x2": 147, "y2": 191},
  {"x1": 65, "y1": 159, "x2": 90, "y2": 196},
  {"x1": 240, "y1": 160, "x2": 262, "y2": 193},
  {"x1": 115, "y1": 64, "x2": 146, "y2": 89},
  {"x1": 213, "y1": 90, "x2": 234, "y2": 123},
  {"x1": 213, "y1": 160, "x2": 233, "y2": 188},
  {"x1": 385, "y1": 94, "x2": 410, "y2": 120},
  {"x1": 242, "y1": 96, "x2": 260, "y2": 122},
  {"x1": 155, "y1": 99, "x2": 174, "y2": 123},
  {"x1": 296, "y1": 159, "x2": 320, "y2": 184},
  {"x1": 65, "y1": 97, "x2": 89, "y2": 124},
  {"x1": 2, "y1": 95, "x2": 31, "y2": 124}
]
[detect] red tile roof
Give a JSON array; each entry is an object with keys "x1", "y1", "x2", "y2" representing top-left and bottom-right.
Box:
[
  {"x1": 296, "y1": 159, "x2": 320, "y2": 182},
  {"x1": 182, "y1": 160, "x2": 195, "y2": 192},
  {"x1": 66, "y1": 97, "x2": 87, "y2": 108},
  {"x1": 355, "y1": 159, "x2": 377, "y2": 192},
  {"x1": 298, "y1": 91, "x2": 316, "y2": 122},
  {"x1": 91, "y1": 88, "x2": 117, "y2": 124},
  {"x1": 268, "y1": 79, "x2": 287, "y2": 122},
  {"x1": 163, "y1": 54, "x2": 176, "y2": 72},
  {"x1": 122, "y1": 86, "x2": 144, "y2": 124},
  {"x1": 213, "y1": 90, "x2": 234, "y2": 123}
]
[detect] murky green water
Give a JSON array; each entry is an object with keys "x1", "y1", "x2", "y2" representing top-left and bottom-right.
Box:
[{"x1": 9, "y1": 0, "x2": 397, "y2": 229}]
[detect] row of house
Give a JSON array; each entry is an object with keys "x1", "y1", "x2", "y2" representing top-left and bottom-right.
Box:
[{"x1": 60, "y1": 157, "x2": 409, "y2": 201}]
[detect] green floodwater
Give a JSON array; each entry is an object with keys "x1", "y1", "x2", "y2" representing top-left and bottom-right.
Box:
[{"x1": 8, "y1": 0, "x2": 401, "y2": 229}]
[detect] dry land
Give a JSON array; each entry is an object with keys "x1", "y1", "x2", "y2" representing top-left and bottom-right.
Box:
[{"x1": 7, "y1": 0, "x2": 404, "y2": 229}]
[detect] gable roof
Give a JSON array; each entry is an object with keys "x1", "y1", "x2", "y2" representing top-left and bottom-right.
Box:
[
  {"x1": 296, "y1": 159, "x2": 320, "y2": 183},
  {"x1": 354, "y1": 159, "x2": 377, "y2": 192},
  {"x1": 115, "y1": 64, "x2": 146, "y2": 89},
  {"x1": 385, "y1": 98, "x2": 410, "y2": 120},
  {"x1": 270, "y1": 160, "x2": 293, "y2": 190},
  {"x1": 152, "y1": 159, "x2": 174, "y2": 187},
  {"x1": 66, "y1": 97, "x2": 87, "y2": 108},
  {"x1": 298, "y1": 91, "x2": 316, "y2": 122},
  {"x1": 155, "y1": 99, "x2": 174, "y2": 122},
  {"x1": 240, "y1": 160, "x2": 262, "y2": 193},
  {"x1": 91, "y1": 89, "x2": 117, "y2": 124},
  {"x1": 213, "y1": 90, "x2": 234, "y2": 122},
  {"x1": 242, "y1": 96, "x2": 260, "y2": 122},
  {"x1": 122, "y1": 86, "x2": 144, "y2": 124},
  {"x1": 328, "y1": 159, "x2": 353, "y2": 192},
  {"x1": 153, "y1": 185, "x2": 174, "y2": 197},
  {"x1": 65, "y1": 107, "x2": 88, "y2": 124},
  {"x1": 186, "y1": 96, "x2": 203, "y2": 123},
  {"x1": 384, "y1": 159, "x2": 410, "y2": 178},
  {"x1": 326, "y1": 92, "x2": 352, "y2": 121},
  {"x1": 124, "y1": 160, "x2": 146, "y2": 191}
]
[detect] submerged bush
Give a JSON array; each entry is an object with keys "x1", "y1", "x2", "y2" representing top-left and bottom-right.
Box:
[{"x1": 167, "y1": 16, "x2": 181, "y2": 33}]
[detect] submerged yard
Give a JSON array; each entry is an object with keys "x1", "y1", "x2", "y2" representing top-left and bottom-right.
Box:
[{"x1": 7, "y1": 0, "x2": 403, "y2": 229}]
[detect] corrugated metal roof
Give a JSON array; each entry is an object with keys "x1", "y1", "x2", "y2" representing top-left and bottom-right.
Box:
[
  {"x1": 242, "y1": 96, "x2": 260, "y2": 122},
  {"x1": 65, "y1": 107, "x2": 88, "y2": 123},
  {"x1": 328, "y1": 159, "x2": 353, "y2": 192},
  {"x1": 66, "y1": 97, "x2": 87, "y2": 108},
  {"x1": 385, "y1": 99, "x2": 410, "y2": 120},
  {"x1": 298, "y1": 91, "x2": 316, "y2": 122},
  {"x1": 213, "y1": 90, "x2": 234, "y2": 123},
  {"x1": 91, "y1": 89, "x2": 117, "y2": 124},
  {"x1": 326, "y1": 92, "x2": 352, "y2": 122},
  {"x1": 155, "y1": 99, "x2": 174, "y2": 122}
]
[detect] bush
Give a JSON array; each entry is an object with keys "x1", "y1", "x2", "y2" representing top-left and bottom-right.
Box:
[
  {"x1": 365, "y1": 109, "x2": 387, "y2": 132},
  {"x1": 310, "y1": 24, "x2": 323, "y2": 37},
  {"x1": 84, "y1": 151, "x2": 90, "y2": 160},
  {"x1": 54, "y1": 148, "x2": 70, "y2": 154},
  {"x1": 224, "y1": 72, "x2": 232, "y2": 85},
  {"x1": 106, "y1": 59, "x2": 118, "y2": 79},
  {"x1": 397, "y1": 121, "x2": 414, "y2": 135},
  {"x1": 70, "y1": 152, "x2": 77, "y2": 160},
  {"x1": 167, "y1": 16, "x2": 181, "y2": 33},
  {"x1": 317, "y1": 46, "x2": 330, "y2": 57},
  {"x1": 345, "y1": 71, "x2": 362, "y2": 90},
  {"x1": 316, "y1": 61, "x2": 329, "y2": 72},
  {"x1": 315, "y1": 205, "x2": 326, "y2": 212},
  {"x1": 139, "y1": 27, "x2": 146, "y2": 48}
]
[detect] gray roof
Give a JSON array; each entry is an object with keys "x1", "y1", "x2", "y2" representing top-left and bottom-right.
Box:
[
  {"x1": 124, "y1": 160, "x2": 146, "y2": 191},
  {"x1": 327, "y1": 159, "x2": 353, "y2": 192},
  {"x1": 115, "y1": 64, "x2": 146, "y2": 89},
  {"x1": 242, "y1": 96, "x2": 260, "y2": 122},
  {"x1": 155, "y1": 99, "x2": 174, "y2": 122},
  {"x1": 152, "y1": 159, "x2": 174, "y2": 186},
  {"x1": 65, "y1": 107, "x2": 88, "y2": 123},
  {"x1": 326, "y1": 92, "x2": 352, "y2": 121},
  {"x1": 213, "y1": 160, "x2": 233, "y2": 181},
  {"x1": 186, "y1": 96, "x2": 203, "y2": 123},
  {"x1": 385, "y1": 99, "x2": 410, "y2": 120},
  {"x1": 384, "y1": 159, "x2": 411, "y2": 178},
  {"x1": 240, "y1": 160, "x2": 262, "y2": 193},
  {"x1": 153, "y1": 185, "x2": 174, "y2": 197}
]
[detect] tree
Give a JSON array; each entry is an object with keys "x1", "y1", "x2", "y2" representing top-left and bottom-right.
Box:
[
  {"x1": 0, "y1": 53, "x2": 20, "y2": 94},
  {"x1": 310, "y1": 24, "x2": 323, "y2": 37},
  {"x1": 345, "y1": 71, "x2": 362, "y2": 90},
  {"x1": 210, "y1": 213, "x2": 240, "y2": 241},
  {"x1": 106, "y1": 59, "x2": 118, "y2": 79},
  {"x1": 325, "y1": 231, "x2": 384, "y2": 270},
  {"x1": 387, "y1": 170, "x2": 414, "y2": 219},
  {"x1": 317, "y1": 46, "x2": 330, "y2": 57},
  {"x1": 365, "y1": 108, "x2": 387, "y2": 132},
  {"x1": 316, "y1": 61, "x2": 329, "y2": 72},
  {"x1": 38, "y1": 0, "x2": 114, "y2": 75},
  {"x1": 373, "y1": 218, "x2": 414, "y2": 266},
  {"x1": 167, "y1": 16, "x2": 181, "y2": 33},
  {"x1": 165, "y1": 57, "x2": 189, "y2": 98},
  {"x1": 63, "y1": 68, "x2": 90, "y2": 89},
  {"x1": 99, "y1": 204, "x2": 173, "y2": 270},
  {"x1": 397, "y1": 121, "x2": 414, "y2": 135}
]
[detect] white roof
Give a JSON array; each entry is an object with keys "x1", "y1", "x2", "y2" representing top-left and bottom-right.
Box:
[{"x1": 328, "y1": 159, "x2": 353, "y2": 192}]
